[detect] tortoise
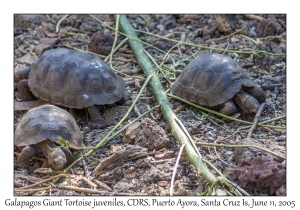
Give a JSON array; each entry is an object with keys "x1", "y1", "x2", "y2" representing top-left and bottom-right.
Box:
[
  {"x1": 171, "y1": 53, "x2": 266, "y2": 118},
  {"x1": 15, "y1": 105, "x2": 83, "y2": 170},
  {"x1": 17, "y1": 48, "x2": 130, "y2": 128}
]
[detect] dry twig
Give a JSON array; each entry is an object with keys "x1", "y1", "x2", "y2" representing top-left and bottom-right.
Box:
[
  {"x1": 247, "y1": 103, "x2": 266, "y2": 138},
  {"x1": 170, "y1": 144, "x2": 186, "y2": 196}
]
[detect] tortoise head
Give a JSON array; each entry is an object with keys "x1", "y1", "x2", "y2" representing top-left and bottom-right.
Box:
[
  {"x1": 48, "y1": 147, "x2": 67, "y2": 171},
  {"x1": 38, "y1": 140, "x2": 67, "y2": 171}
]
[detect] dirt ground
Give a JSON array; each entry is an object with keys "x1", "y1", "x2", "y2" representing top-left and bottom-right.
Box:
[{"x1": 13, "y1": 14, "x2": 286, "y2": 196}]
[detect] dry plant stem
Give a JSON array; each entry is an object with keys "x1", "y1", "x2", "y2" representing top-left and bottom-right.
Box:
[
  {"x1": 56, "y1": 14, "x2": 70, "y2": 33},
  {"x1": 243, "y1": 14, "x2": 264, "y2": 22},
  {"x1": 14, "y1": 186, "x2": 52, "y2": 192},
  {"x1": 205, "y1": 27, "x2": 244, "y2": 43},
  {"x1": 118, "y1": 14, "x2": 217, "y2": 184},
  {"x1": 58, "y1": 186, "x2": 147, "y2": 195},
  {"x1": 196, "y1": 142, "x2": 285, "y2": 160},
  {"x1": 16, "y1": 174, "x2": 67, "y2": 190},
  {"x1": 82, "y1": 177, "x2": 97, "y2": 188},
  {"x1": 170, "y1": 143, "x2": 186, "y2": 196},
  {"x1": 239, "y1": 34, "x2": 259, "y2": 45},
  {"x1": 247, "y1": 103, "x2": 265, "y2": 138},
  {"x1": 63, "y1": 44, "x2": 106, "y2": 59},
  {"x1": 169, "y1": 94, "x2": 286, "y2": 130}
]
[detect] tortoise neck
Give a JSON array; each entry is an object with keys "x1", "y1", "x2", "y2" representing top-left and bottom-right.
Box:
[{"x1": 37, "y1": 140, "x2": 58, "y2": 159}]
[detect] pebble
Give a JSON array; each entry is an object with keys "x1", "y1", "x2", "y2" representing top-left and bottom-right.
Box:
[
  {"x1": 157, "y1": 24, "x2": 165, "y2": 31},
  {"x1": 17, "y1": 53, "x2": 37, "y2": 65},
  {"x1": 207, "y1": 136, "x2": 215, "y2": 142},
  {"x1": 226, "y1": 151, "x2": 233, "y2": 155},
  {"x1": 34, "y1": 44, "x2": 53, "y2": 56}
]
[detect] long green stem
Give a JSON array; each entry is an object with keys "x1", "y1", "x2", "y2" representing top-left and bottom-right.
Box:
[
  {"x1": 196, "y1": 142, "x2": 286, "y2": 160},
  {"x1": 109, "y1": 15, "x2": 120, "y2": 68},
  {"x1": 168, "y1": 94, "x2": 286, "y2": 130},
  {"x1": 63, "y1": 74, "x2": 153, "y2": 173},
  {"x1": 85, "y1": 74, "x2": 153, "y2": 156},
  {"x1": 135, "y1": 29, "x2": 286, "y2": 56},
  {"x1": 118, "y1": 14, "x2": 217, "y2": 184}
]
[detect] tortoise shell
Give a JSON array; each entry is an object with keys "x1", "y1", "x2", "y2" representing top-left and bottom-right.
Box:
[
  {"x1": 28, "y1": 48, "x2": 127, "y2": 109},
  {"x1": 15, "y1": 105, "x2": 82, "y2": 148},
  {"x1": 171, "y1": 53, "x2": 256, "y2": 107}
]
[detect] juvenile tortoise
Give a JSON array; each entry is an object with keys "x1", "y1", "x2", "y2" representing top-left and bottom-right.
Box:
[
  {"x1": 15, "y1": 105, "x2": 83, "y2": 170},
  {"x1": 17, "y1": 48, "x2": 130, "y2": 129},
  {"x1": 171, "y1": 53, "x2": 266, "y2": 118}
]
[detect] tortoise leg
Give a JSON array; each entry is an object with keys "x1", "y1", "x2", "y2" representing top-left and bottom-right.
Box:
[
  {"x1": 218, "y1": 100, "x2": 237, "y2": 116},
  {"x1": 87, "y1": 105, "x2": 107, "y2": 129},
  {"x1": 17, "y1": 79, "x2": 36, "y2": 101},
  {"x1": 244, "y1": 86, "x2": 266, "y2": 103},
  {"x1": 68, "y1": 108, "x2": 76, "y2": 119},
  {"x1": 234, "y1": 90, "x2": 260, "y2": 119},
  {"x1": 17, "y1": 145, "x2": 37, "y2": 168},
  {"x1": 61, "y1": 147, "x2": 75, "y2": 166},
  {"x1": 116, "y1": 91, "x2": 131, "y2": 105}
]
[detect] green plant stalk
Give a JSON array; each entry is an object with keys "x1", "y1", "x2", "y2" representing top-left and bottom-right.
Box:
[
  {"x1": 169, "y1": 94, "x2": 286, "y2": 130},
  {"x1": 109, "y1": 14, "x2": 120, "y2": 68},
  {"x1": 63, "y1": 74, "x2": 153, "y2": 173},
  {"x1": 109, "y1": 105, "x2": 160, "y2": 140},
  {"x1": 118, "y1": 14, "x2": 216, "y2": 183},
  {"x1": 240, "y1": 115, "x2": 286, "y2": 130},
  {"x1": 202, "y1": 160, "x2": 249, "y2": 196},
  {"x1": 63, "y1": 103, "x2": 159, "y2": 173},
  {"x1": 104, "y1": 37, "x2": 129, "y2": 62},
  {"x1": 143, "y1": 49, "x2": 172, "y2": 85},
  {"x1": 85, "y1": 74, "x2": 153, "y2": 156},
  {"x1": 89, "y1": 14, "x2": 168, "y2": 55},
  {"x1": 197, "y1": 142, "x2": 285, "y2": 160},
  {"x1": 135, "y1": 29, "x2": 286, "y2": 56}
]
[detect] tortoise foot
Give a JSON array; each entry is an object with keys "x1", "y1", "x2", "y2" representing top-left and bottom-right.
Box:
[
  {"x1": 87, "y1": 106, "x2": 107, "y2": 129},
  {"x1": 17, "y1": 79, "x2": 36, "y2": 101},
  {"x1": 89, "y1": 121, "x2": 107, "y2": 129},
  {"x1": 17, "y1": 145, "x2": 37, "y2": 168}
]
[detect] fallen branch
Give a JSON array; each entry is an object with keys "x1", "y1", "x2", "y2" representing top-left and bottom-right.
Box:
[
  {"x1": 15, "y1": 174, "x2": 67, "y2": 190},
  {"x1": 58, "y1": 185, "x2": 147, "y2": 196},
  {"x1": 118, "y1": 14, "x2": 217, "y2": 184},
  {"x1": 170, "y1": 144, "x2": 186, "y2": 196},
  {"x1": 247, "y1": 103, "x2": 266, "y2": 138}
]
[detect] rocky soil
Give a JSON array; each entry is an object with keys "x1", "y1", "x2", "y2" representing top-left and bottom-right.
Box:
[{"x1": 14, "y1": 14, "x2": 286, "y2": 196}]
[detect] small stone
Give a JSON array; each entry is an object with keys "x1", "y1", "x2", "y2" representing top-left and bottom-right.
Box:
[
  {"x1": 207, "y1": 137, "x2": 215, "y2": 142},
  {"x1": 34, "y1": 44, "x2": 53, "y2": 56},
  {"x1": 14, "y1": 65, "x2": 31, "y2": 82},
  {"x1": 158, "y1": 181, "x2": 169, "y2": 187},
  {"x1": 17, "y1": 53, "x2": 37, "y2": 65},
  {"x1": 39, "y1": 37, "x2": 61, "y2": 45},
  {"x1": 154, "y1": 151, "x2": 174, "y2": 160},
  {"x1": 157, "y1": 24, "x2": 165, "y2": 31},
  {"x1": 122, "y1": 122, "x2": 141, "y2": 144},
  {"x1": 14, "y1": 14, "x2": 47, "y2": 28},
  {"x1": 226, "y1": 151, "x2": 233, "y2": 155}
]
